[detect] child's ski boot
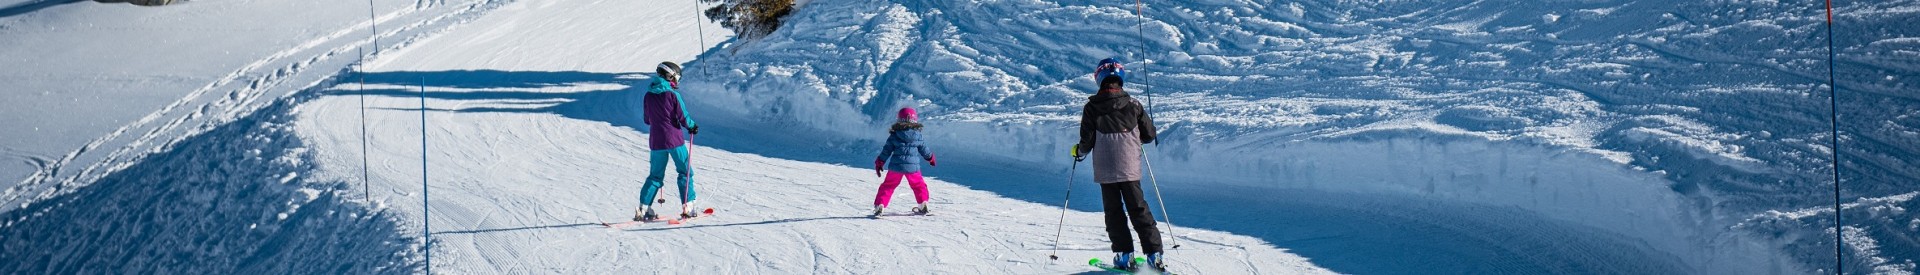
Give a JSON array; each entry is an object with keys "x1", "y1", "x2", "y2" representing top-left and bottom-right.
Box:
[
  {"x1": 634, "y1": 206, "x2": 659, "y2": 222},
  {"x1": 680, "y1": 200, "x2": 700, "y2": 218},
  {"x1": 1145, "y1": 252, "x2": 1166, "y2": 272}
]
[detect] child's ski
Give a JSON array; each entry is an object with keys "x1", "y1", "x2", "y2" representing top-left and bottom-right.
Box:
[
  {"x1": 1088, "y1": 257, "x2": 1136, "y2": 274},
  {"x1": 600, "y1": 219, "x2": 649, "y2": 229},
  {"x1": 868, "y1": 207, "x2": 932, "y2": 219},
  {"x1": 665, "y1": 208, "x2": 716, "y2": 225},
  {"x1": 600, "y1": 208, "x2": 713, "y2": 228},
  {"x1": 1088, "y1": 257, "x2": 1175, "y2": 274}
]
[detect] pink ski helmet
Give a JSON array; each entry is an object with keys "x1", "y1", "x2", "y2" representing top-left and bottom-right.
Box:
[{"x1": 897, "y1": 107, "x2": 919, "y2": 122}]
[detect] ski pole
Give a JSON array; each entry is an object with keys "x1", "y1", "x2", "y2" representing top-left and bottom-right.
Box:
[
  {"x1": 1141, "y1": 148, "x2": 1179, "y2": 252},
  {"x1": 1134, "y1": 0, "x2": 1153, "y2": 112},
  {"x1": 1048, "y1": 160, "x2": 1080, "y2": 260},
  {"x1": 1135, "y1": 0, "x2": 1179, "y2": 258},
  {"x1": 684, "y1": 135, "x2": 695, "y2": 211}
]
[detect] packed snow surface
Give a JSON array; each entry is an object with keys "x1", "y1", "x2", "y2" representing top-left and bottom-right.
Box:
[{"x1": 2, "y1": 0, "x2": 1916, "y2": 274}]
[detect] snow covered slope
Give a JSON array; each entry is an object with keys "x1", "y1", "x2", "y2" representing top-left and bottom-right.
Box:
[
  {"x1": 292, "y1": 72, "x2": 1329, "y2": 273},
  {"x1": 1, "y1": 0, "x2": 1914, "y2": 274},
  {"x1": 683, "y1": 0, "x2": 1920, "y2": 273},
  {"x1": 294, "y1": 0, "x2": 1330, "y2": 273},
  {"x1": 2, "y1": 0, "x2": 1328, "y2": 273}
]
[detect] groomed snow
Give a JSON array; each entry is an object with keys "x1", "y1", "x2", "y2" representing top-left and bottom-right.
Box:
[{"x1": 1, "y1": 0, "x2": 1914, "y2": 274}]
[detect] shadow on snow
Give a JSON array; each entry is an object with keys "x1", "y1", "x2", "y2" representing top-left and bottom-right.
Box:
[{"x1": 0, "y1": 94, "x2": 417, "y2": 274}]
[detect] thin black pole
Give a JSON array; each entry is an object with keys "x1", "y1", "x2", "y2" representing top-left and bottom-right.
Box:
[
  {"x1": 1133, "y1": 0, "x2": 1182, "y2": 258},
  {"x1": 367, "y1": 0, "x2": 380, "y2": 52},
  {"x1": 692, "y1": 0, "x2": 708, "y2": 78},
  {"x1": 419, "y1": 77, "x2": 432, "y2": 273},
  {"x1": 1134, "y1": 0, "x2": 1152, "y2": 110},
  {"x1": 359, "y1": 0, "x2": 378, "y2": 201},
  {"x1": 1824, "y1": 0, "x2": 1843, "y2": 273},
  {"x1": 359, "y1": 69, "x2": 372, "y2": 200}
]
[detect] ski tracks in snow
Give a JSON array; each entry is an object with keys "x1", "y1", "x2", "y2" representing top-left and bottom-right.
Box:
[{"x1": 1, "y1": 0, "x2": 515, "y2": 213}]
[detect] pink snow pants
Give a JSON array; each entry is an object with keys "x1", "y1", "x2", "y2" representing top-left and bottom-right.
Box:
[{"x1": 875, "y1": 171, "x2": 930, "y2": 207}]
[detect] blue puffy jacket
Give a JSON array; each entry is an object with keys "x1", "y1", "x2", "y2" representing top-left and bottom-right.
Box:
[{"x1": 876, "y1": 122, "x2": 935, "y2": 173}]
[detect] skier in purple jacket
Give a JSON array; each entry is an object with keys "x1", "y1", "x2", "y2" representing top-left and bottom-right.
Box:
[{"x1": 635, "y1": 61, "x2": 701, "y2": 222}]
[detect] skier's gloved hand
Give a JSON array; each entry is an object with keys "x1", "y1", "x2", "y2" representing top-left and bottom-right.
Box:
[
  {"x1": 1070, "y1": 144, "x2": 1086, "y2": 162},
  {"x1": 874, "y1": 159, "x2": 886, "y2": 177},
  {"x1": 688, "y1": 125, "x2": 700, "y2": 135},
  {"x1": 927, "y1": 154, "x2": 937, "y2": 167}
]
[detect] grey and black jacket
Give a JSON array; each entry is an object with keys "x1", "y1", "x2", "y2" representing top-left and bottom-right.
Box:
[{"x1": 1075, "y1": 88, "x2": 1157, "y2": 184}]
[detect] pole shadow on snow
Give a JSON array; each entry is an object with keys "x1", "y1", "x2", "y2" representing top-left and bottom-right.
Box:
[
  {"x1": 432, "y1": 222, "x2": 601, "y2": 235},
  {"x1": 621, "y1": 216, "x2": 873, "y2": 232},
  {"x1": 0, "y1": 0, "x2": 84, "y2": 19},
  {"x1": 425, "y1": 217, "x2": 874, "y2": 234},
  {"x1": 330, "y1": 69, "x2": 1687, "y2": 274},
  {"x1": 331, "y1": 70, "x2": 654, "y2": 136}
]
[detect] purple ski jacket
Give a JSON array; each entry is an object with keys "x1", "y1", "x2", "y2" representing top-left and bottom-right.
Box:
[{"x1": 644, "y1": 78, "x2": 697, "y2": 150}]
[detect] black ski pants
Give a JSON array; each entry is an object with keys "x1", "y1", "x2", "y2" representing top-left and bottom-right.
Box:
[{"x1": 1100, "y1": 180, "x2": 1162, "y2": 254}]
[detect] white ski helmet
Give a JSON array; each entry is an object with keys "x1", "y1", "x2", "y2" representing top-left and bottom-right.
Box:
[{"x1": 657, "y1": 61, "x2": 683, "y2": 82}]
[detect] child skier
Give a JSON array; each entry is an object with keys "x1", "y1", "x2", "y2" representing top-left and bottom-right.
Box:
[
  {"x1": 1070, "y1": 58, "x2": 1164, "y2": 271},
  {"x1": 636, "y1": 61, "x2": 702, "y2": 222},
  {"x1": 872, "y1": 107, "x2": 937, "y2": 216}
]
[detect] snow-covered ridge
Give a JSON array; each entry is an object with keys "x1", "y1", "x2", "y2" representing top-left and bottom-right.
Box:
[
  {"x1": 1, "y1": 0, "x2": 512, "y2": 213},
  {"x1": 685, "y1": 0, "x2": 1919, "y2": 273}
]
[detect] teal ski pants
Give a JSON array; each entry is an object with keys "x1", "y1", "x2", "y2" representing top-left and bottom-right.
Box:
[{"x1": 640, "y1": 145, "x2": 695, "y2": 206}]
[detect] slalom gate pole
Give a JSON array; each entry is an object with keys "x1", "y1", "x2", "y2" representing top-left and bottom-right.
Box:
[
  {"x1": 1823, "y1": 0, "x2": 1843, "y2": 273},
  {"x1": 357, "y1": 61, "x2": 371, "y2": 201},
  {"x1": 1048, "y1": 161, "x2": 1081, "y2": 260},
  {"x1": 419, "y1": 77, "x2": 431, "y2": 273},
  {"x1": 1134, "y1": 0, "x2": 1153, "y2": 110},
  {"x1": 692, "y1": 0, "x2": 709, "y2": 78},
  {"x1": 358, "y1": 0, "x2": 379, "y2": 201}
]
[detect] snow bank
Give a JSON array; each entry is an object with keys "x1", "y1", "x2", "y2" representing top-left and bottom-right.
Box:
[
  {"x1": 0, "y1": 95, "x2": 419, "y2": 274},
  {"x1": 682, "y1": 0, "x2": 1920, "y2": 273},
  {"x1": 0, "y1": 0, "x2": 511, "y2": 213}
]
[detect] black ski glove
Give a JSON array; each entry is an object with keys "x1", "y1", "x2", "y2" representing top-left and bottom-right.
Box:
[
  {"x1": 688, "y1": 125, "x2": 700, "y2": 135},
  {"x1": 1071, "y1": 144, "x2": 1086, "y2": 162}
]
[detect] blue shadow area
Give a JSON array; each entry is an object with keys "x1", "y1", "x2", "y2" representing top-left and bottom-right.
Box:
[
  {"x1": 338, "y1": 69, "x2": 1686, "y2": 274},
  {"x1": 0, "y1": 0, "x2": 83, "y2": 19},
  {"x1": 0, "y1": 93, "x2": 416, "y2": 273},
  {"x1": 337, "y1": 70, "x2": 652, "y2": 135}
]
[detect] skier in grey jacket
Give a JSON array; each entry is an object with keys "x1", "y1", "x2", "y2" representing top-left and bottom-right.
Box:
[{"x1": 1071, "y1": 58, "x2": 1163, "y2": 272}]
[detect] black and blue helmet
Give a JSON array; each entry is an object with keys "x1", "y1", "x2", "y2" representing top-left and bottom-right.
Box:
[{"x1": 1094, "y1": 58, "x2": 1125, "y2": 84}]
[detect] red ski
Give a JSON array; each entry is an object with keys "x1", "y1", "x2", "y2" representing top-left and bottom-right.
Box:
[
  {"x1": 600, "y1": 219, "x2": 648, "y2": 229},
  {"x1": 666, "y1": 208, "x2": 716, "y2": 225},
  {"x1": 601, "y1": 208, "x2": 714, "y2": 229}
]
